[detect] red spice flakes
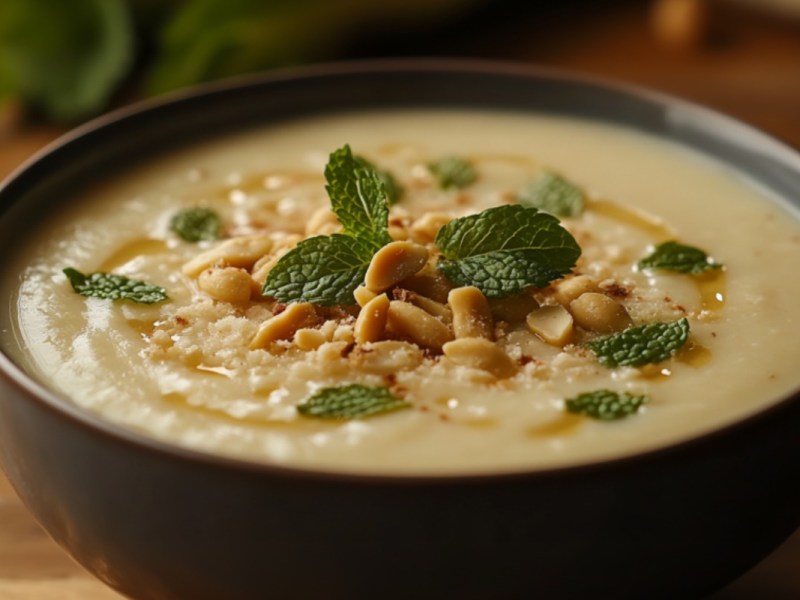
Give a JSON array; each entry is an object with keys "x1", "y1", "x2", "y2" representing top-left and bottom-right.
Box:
[
  {"x1": 340, "y1": 342, "x2": 356, "y2": 358},
  {"x1": 601, "y1": 281, "x2": 630, "y2": 298},
  {"x1": 272, "y1": 303, "x2": 287, "y2": 315},
  {"x1": 174, "y1": 315, "x2": 189, "y2": 326}
]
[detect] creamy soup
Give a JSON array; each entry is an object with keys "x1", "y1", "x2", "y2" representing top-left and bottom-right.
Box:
[{"x1": 3, "y1": 110, "x2": 800, "y2": 475}]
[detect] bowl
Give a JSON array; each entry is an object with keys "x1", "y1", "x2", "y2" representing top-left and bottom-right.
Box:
[{"x1": 0, "y1": 60, "x2": 798, "y2": 599}]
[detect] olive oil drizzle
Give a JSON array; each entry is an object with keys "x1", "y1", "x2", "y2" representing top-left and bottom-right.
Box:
[{"x1": 98, "y1": 238, "x2": 169, "y2": 272}]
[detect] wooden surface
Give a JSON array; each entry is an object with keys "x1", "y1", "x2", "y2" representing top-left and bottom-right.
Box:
[{"x1": 1, "y1": 3, "x2": 799, "y2": 598}]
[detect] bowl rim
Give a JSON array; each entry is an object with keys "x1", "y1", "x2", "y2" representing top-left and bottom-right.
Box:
[{"x1": 1, "y1": 57, "x2": 799, "y2": 485}]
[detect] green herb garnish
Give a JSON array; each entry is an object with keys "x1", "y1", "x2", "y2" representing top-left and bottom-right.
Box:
[
  {"x1": 325, "y1": 145, "x2": 392, "y2": 249},
  {"x1": 298, "y1": 384, "x2": 411, "y2": 420},
  {"x1": 355, "y1": 155, "x2": 404, "y2": 205},
  {"x1": 63, "y1": 267, "x2": 168, "y2": 304},
  {"x1": 263, "y1": 145, "x2": 390, "y2": 305},
  {"x1": 170, "y1": 207, "x2": 221, "y2": 242},
  {"x1": 517, "y1": 170, "x2": 585, "y2": 217},
  {"x1": 587, "y1": 318, "x2": 690, "y2": 368},
  {"x1": 638, "y1": 241, "x2": 722, "y2": 274},
  {"x1": 434, "y1": 204, "x2": 581, "y2": 298},
  {"x1": 428, "y1": 156, "x2": 477, "y2": 189},
  {"x1": 566, "y1": 389, "x2": 647, "y2": 420}
]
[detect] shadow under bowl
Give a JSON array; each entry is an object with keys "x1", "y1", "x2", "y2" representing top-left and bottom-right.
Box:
[{"x1": 0, "y1": 60, "x2": 798, "y2": 600}]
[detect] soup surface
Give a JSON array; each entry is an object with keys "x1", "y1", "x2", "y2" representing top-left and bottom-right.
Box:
[{"x1": 3, "y1": 110, "x2": 800, "y2": 474}]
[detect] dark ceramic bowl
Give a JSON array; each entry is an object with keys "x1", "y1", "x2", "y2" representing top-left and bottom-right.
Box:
[{"x1": 0, "y1": 60, "x2": 798, "y2": 600}]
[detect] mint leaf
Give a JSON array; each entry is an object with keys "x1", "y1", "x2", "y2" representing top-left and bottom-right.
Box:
[
  {"x1": 435, "y1": 205, "x2": 581, "y2": 298},
  {"x1": 638, "y1": 241, "x2": 722, "y2": 274},
  {"x1": 428, "y1": 156, "x2": 477, "y2": 189},
  {"x1": 298, "y1": 384, "x2": 411, "y2": 420},
  {"x1": 587, "y1": 318, "x2": 690, "y2": 367},
  {"x1": 170, "y1": 207, "x2": 221, "y2": 242},
  {"x1": 325, "y1": 145, "x2": 391, "y2": 249},
  {"x1": 355, "y1": 155, "x2": 404, "y2": 205},
  {"x1": 518, "y1": 170, "x2": 584, "y2": 217},
  {"x1": 566, "y1": 389, "x2": 647, "y2": 420},
  {"x1": 262, "y1": 234, "x2": 375, "y2": 306},
  {"x1": 64, "y1": 268, "x2": 168, "y2": 304}
]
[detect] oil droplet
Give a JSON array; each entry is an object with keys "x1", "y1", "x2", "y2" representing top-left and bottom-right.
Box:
[
  {"x1": 98, "y1": 239, "x2": 168, "y2": 272},
  {"x1": 126, "y1": 318, "x2": 157, "y2": 337},
  {"x1": 209, "y1": 169, "x2": 324, "y2": 201},
  {"x1": 527, "y1": 413, "x2": 583, "y2": 438},
  {"x1": 639, "y1": 364, "x2": 672, "y2": 382},
  {"x1": 696, "y1": 270, "x2": 726, "y2": 317},
  {"x1": 587, "y1": 199, "x2": 675, "y2": 241},
  {"x1": 677, "y1": 341, "x2": 713, "y2": 367},
  {"x1": 161, "y1": 392, "x2": 302, "y2": 429}
]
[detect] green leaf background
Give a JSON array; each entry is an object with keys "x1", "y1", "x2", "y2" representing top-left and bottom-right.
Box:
[{"x1": 0, "y1": 0, "x2": 477, "y2": 121}]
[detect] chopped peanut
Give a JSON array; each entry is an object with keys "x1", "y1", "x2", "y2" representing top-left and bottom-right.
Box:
[
  {"x1": 387, "y1": 300, "x2": 453, "y2": 352},
  {"x1": 443, "y1": 337, "x2": 517, "y2": 379},
  {"x1": 552, "y1": 275, "x2": 599, "y2": 306},
  {"x1": 353, "y1": 285, "x2": 378, "y2": 307},
  {"x1": 294, "y1": 328, "x2": 327, "y2": 351},
  {"x1": 488, "y1": 293, "x2": 539, "y2": 323},
  {"x1": 409, "y1": 212, "x2": 452, "y2": 243},
  {"x1": 250, "y1": 303, "x2": 318, "y2": 349},
  {"x1": 365, "y1": 241, "x2": 429, "y2": 293},
  {"x1": 348, "y1": 340, "x2": 424, "y2": 375},
  {"x1": 526, "y1": 305, "x2": 574, "y2": 346},
  {"x1": 183, "y1": 235, "x2": 273, "y2": 278},
  {"x1": 198, "y1": 267, "x2": 254, "y2": 304},
  {"x1": 354, "y1": 294, "x2": 390, "y2": 344},
  {"x1": 448, "y1": 286, "x2": 494, "y2": 340},
  {"x1": 569, "y1": 292, "x2": 633, "y2": 333}
]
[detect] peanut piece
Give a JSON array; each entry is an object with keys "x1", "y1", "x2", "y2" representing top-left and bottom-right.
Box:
[
  {"x1": 399, "y1": 268, "x2": 454, "y2": 303},
  {"x1": 305, "y1": 206, "x2": 340, "y2": 236},
  {"x1": 526, "y1": 305, "x2": 574, "y2": 346},
  {"x1": 488, "y1": 293, "x2": 539, "y2": 323},
  {"x1": 365, "y1": 241, "x2": 429, "y2": 293},
  {"x1": 250, "y1": 303, "x2": 318, "y2": 349},
  {"x1": 449, "y1": 286, "x2": 494, "y2": 340},
  {"x1": 354, "y1": 294, "x2": 390, "y2": 344},
  {"x1": 569, "y1": 292, "x2": 633, "y2": 334},
  {"x1": 353, "y1": 285, "x2": 378, "y2": 307},
  {"x1": 348, "y1": 340, "x2": 423, "y2": 375},
  {"x1": 409, "y1": 212, "x2": 452, "y2": 243},
  {"x1": 387, "y1": 300, "x2": 453, "y2": 352},
  {"x1": 198, "y1": 267, "x2": 253, "y2": 304},
  {"x1": 183, "y1": 235, "x2": 273, "y2": 278},
  {"x1": 294, "y1": 328, "x2": 327, "y2": 351},
  {"x1": 443, "y1": 338, "x2": 517, "y2": 379},
  {"x1": 553, "y1": 275, "x2": 599, "y2": 306}
]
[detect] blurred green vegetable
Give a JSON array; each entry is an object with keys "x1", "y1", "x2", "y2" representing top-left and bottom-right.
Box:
[
  {"x1": 0, "y1": 0, "x2": 478, "y2": 122},
  {"x1": 0, "y1": 0, "x2": 133, "y2": 120}
]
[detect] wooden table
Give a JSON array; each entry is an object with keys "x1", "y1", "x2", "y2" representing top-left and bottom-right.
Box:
[{"x1": 1, "y1": 3, "x2": 799, "y2": 598}]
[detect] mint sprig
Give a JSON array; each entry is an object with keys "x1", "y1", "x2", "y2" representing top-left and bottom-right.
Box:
[
  {"x1": 428, "y1": 156, "x2": 477, "y2": 189},
  {"x1": 298, "y1": 384, "x2": 411, "y2": 420},
  {"x1": 170, "y1": 207, "x2": 221, "y2": 242},
  {"x1": 64, "y1": 268, "x2": 168, "y2": 304},
  {"x1": 264, "y1": 145, "x2": 392, "y2": 305},
  {"x1": 638, "y1": 241, "x2": 722, "y2": 274},
  {"x1": 263, "y1": 234, "x2": 375, "y2": 306},
  {"x1": 325, "y1": 145, "x2": 391, "y2": 249},
  {"x1": 355, "y1": 155, "x2": 404, "y2": 205},
  {"x1": 434, "y1": 205, "x2": 581, "y2": 298},
  {"x1": 566, "y1": 389, "x2": 647, "y2": 420},
  {"x1": 518, "y1": 170, "x2": 584, "y2": 217},
  {"x1": 587, "y1": 318, "x2": 690, "y2": 367}
]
